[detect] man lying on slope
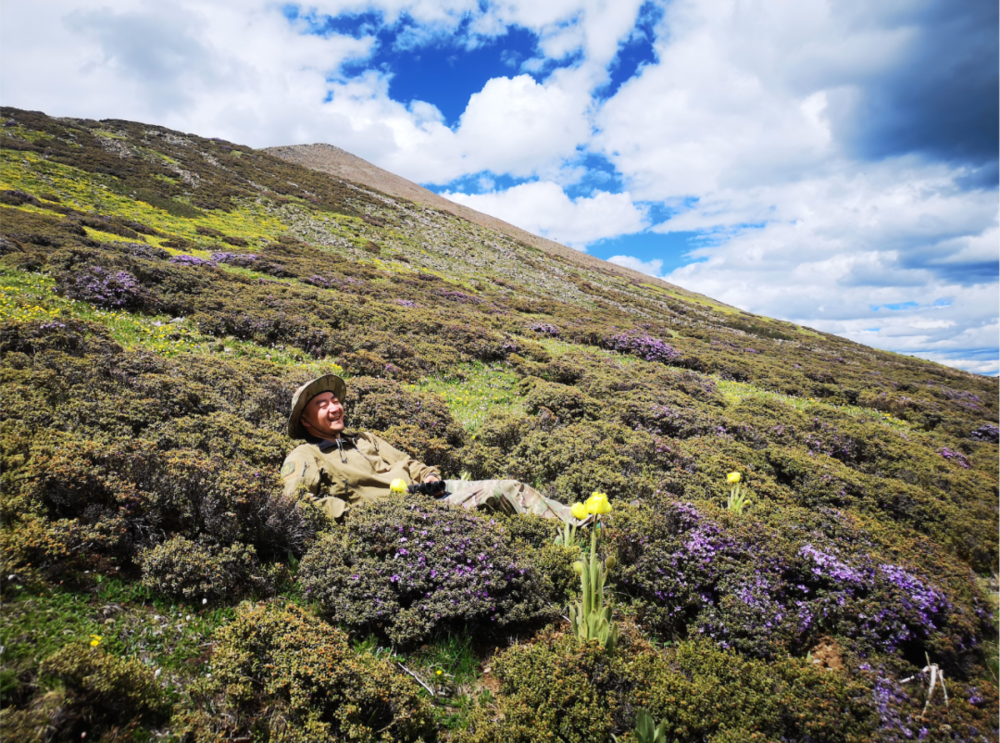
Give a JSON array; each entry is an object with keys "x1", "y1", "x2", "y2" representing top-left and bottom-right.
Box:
[{"x1": 280, "y1": 374, "x2": 574, "y2": 523}]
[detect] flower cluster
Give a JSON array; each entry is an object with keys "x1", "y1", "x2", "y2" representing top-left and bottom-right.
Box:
[
  {"x1": 169, "y1": 254, "x2": 217, "y2": 267},
  {"x1": 938, "y1": 447, "x2": 971, "y2": 468},
  {"x1": 603, "y1": 332, "x2": 681, "y2": 363},
  {"x1": 610, "y1": 502, "x2": 960, "y2": 658},
  {"x1": 971, "y1": 424, "x2": 998, "y2": 444},
  {"x1": 298, "y1": 496, "x2": 552, "y2": 645},
  {"x1": 527, "y1": 322, "x2": 561, "y2": 336},
  {"x1": 210, "y1": 251, "x2": 258, "y2": 267},
  {"x1": 59, "y1": 266, "x2": 144, "y2": 309}
]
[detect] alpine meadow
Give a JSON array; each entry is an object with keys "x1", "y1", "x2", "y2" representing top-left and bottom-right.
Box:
[{"x1": 0, "y1": 107, "x2": 997, "y2": 742}]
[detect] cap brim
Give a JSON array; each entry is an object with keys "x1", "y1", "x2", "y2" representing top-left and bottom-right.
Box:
[{"x1": 287, "y1": 374, "x2": 347, "y2": 439}]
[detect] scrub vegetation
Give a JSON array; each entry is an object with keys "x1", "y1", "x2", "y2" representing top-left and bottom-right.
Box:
[{"x1": 1, "y1": 107, "x2": 997, "y2": 741}]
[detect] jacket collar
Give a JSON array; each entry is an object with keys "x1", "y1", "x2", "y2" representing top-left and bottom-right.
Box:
[{"x1": 305, "y1": 431, "x2": 359, "y2": 453}]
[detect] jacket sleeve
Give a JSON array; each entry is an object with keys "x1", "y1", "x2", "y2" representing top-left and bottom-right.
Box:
[
  {"x1": 280, "y1": 449, "x2": 347, "y2": 520},
  {"x1": 367, "y1": 434, "x2": 441, "y2": 483},
  {"x1": 281, "y1": 449, "x2": 321, "y2": 499}
]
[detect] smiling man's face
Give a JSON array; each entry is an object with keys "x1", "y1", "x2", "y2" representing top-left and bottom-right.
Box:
[{"x1": 300, "y1": 391, "x2": 345, "y2": 439}]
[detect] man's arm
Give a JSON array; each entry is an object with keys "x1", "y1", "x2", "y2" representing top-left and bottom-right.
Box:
[
  {"x1": 363, "y1": 433, "x2": 441, "y2": 483},
  {"x1": 280, "y1": 450, "x2": 348, "y2": 519}
]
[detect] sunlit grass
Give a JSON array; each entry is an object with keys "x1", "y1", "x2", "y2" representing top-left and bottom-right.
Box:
[
  {"x1": 411, "y1": 362, "x2": 524, "y2": 433},
  {"x1": 715, "y1": 377, "x2": 913, "y2": 430},
  {"x1": 0, "y1": 150, "x2": 289, "y2": 246}
]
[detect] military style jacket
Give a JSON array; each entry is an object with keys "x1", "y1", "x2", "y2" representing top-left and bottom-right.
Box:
[{"x1": 280, "y1": 431, "x2": 440, "y2": 520}]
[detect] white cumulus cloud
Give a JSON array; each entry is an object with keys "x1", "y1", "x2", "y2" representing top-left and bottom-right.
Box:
[{"x1": 441, "y1": 182, "x2": 648, "y2": 249}]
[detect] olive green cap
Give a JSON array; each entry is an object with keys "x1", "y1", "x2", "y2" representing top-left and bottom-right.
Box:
[{"x1": 287, "y1": 374, "x2": 347, "y2": 440}]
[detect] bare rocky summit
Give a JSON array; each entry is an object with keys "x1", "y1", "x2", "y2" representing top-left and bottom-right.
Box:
[{"x1": 263, "y1": 142, "x2": 724, "y2": 307}]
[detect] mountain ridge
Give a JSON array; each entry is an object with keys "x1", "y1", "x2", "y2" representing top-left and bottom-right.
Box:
[{"x1": 263, "y1": 141, "x2": 736, "y2": 310}]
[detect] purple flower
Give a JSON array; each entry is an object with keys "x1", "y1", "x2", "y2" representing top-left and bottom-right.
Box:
[
  {"x1": 61, "y1": 266, "x2": 144, "y2": 309},
  {"x1": 971, "y1": 424, "x2": 999, "y2": 443},
  {"x1": 604, "y1": 332, "x2": 681, "y2": 364},
  {"x1": 170, "y1": 254, "x2": 217, "y2": 267},
  {"x1": 211, "y1": 252, "x2": 258, "y2": 267},
  {"x1": 938, "y1": 447, "x2": 971, "y2": 468},
  {"x1": 527, "y1": 322, "x2": 560, "y2": 336}
]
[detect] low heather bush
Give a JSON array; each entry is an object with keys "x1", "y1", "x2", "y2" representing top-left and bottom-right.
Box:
[
  {"x1": 609, "y1": 502, "x2": 977, "y2": 665},
  {"x1": 139, "y1": 535, "x2": 273, "y2": 600},
  {"x1": 527, "y1": 322, "x2": 560, "y2": 336},
  {"x1": 58, "y1": 265, "x2": 145, "y2": 309},
  {"x1": 971, "y1": 424, "x2": 999, "y2": 443},
  {"x1": 603, "y1": 332, "x2": 681, "y2": 364},
  {"x1": 454, "y1": 634, "x2": 879, "y2": 743},
  {"x1": 1, "y1": 644, "x2": 169, "y2": 741},
  {"x1": 210, "y1": 251, "x2": 258, "y2": 267},
  {"x1": 179, "y1": 603, "x2": 434, "y2": 743},
  {"x1": 12, "y1": 439, "x2": 312, "y2": 570},
  {"x1": 523, "y1": 379, "x2": 597, "y2": 422},
  {"x1": 298, "y1": 495, "x2": 554, "y2": 645},
  {"x1": 169, "y1": 254, "x2": 217, "y2": 267},
  {"x1": 347, "y1": 376, "x2": 463, "y2": 445}
]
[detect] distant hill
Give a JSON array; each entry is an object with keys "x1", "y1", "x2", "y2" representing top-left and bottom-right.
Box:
[{"x1": 1, "y1": 107, "x2": 997, "y2": 742}]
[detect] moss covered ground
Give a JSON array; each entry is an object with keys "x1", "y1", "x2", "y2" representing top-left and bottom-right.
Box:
[{"x1": 1, "y1": 107, "x2": 997, "y2": 741}]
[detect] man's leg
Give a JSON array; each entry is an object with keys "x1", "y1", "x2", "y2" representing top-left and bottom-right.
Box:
[{"x1": 443, "y1": 479, "x2": 574, "y2": 522}]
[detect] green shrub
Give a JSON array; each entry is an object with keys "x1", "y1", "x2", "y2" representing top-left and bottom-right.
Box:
[
  {"x1": 523, "y1": 378, "x2": 598, "y2": 422},
  {"x1": 1, "y1": 643, "x2": 169, "y2": 741},
  {"x1": 492, "y1": 511, "x2": 579, "y2": 606},
  {"x1": 456, "y1": 635, "x2": 879, "y2": 743},
  {"x1": 139, "y1": 535, "x2": 272, "y2": 600},
  {"x1": 346, "y1": 376, "x2": 463, "y2": 445},
  {"x1": 179, "y1": 602, "x2": 434, "y2": 742},
  {"x1": 298, "y1": 495, "x2": 554, "y2": 646}
]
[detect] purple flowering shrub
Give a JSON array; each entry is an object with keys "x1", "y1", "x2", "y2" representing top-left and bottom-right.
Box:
[
  {"x1": 527, "y1": 322, "x2": 561, "y2": 336},
  {"x1": 971, "y1": 424, "x2": 998, "y2": 444},
  {"x1": 210, "y1": 251, "x2": 258, "y2": 267},
  {"x1": 604, "y1": 332, "x2": 681, "y2": 364},
  {"x1": 609, "y1": 502, "x2": 970, "y2": 662},
  {"x1": 169, "y1": 254, "x2": 217, "y2": 267},
  {"x1": 298, "y1": 496, "x2": 554, "y2": 645},
  {"x1": 59, "y1": 266, "x2": 145, "y2": 309},
  {"x1": 863, "y1": 665, "x2": 999, "y2": 742},
  {"x1": 938, "y1": 447, "x2": 971, "y2": 468}
]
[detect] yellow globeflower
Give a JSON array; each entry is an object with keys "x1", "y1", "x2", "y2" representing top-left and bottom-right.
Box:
[
  {"x1": 571, "y1": 502, "x2": 589, "y2": 521},
  {"x1": 585, "y1": 492, "x2": 611, "y2": 515},
  {"x1": 727, "y1": 472, "x2": 741, "y2": 484},
  {"x1": 389, "y1": 478, "x2": 408, "y2": 493},
  {"x1": 89, "y1": 634, "x2": 102, "y2": 647}
]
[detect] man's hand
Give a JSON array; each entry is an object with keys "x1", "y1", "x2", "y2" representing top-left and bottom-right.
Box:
[{"x1": 408, "y1": 480, "x2": 448, "y2": 499}]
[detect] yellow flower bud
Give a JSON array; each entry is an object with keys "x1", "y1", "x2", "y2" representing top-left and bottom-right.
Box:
[
  {"x1": 573, "y1": 561, "x2": 584, "y2": 575},
  {"x1": 389, "y1": 478, "x2": 407, "y2": 493},
  {"x1": 727, "y1": 472, "x2": 741, "y2": 484},
  {"x1": 571, "y1": 502, "x2": 589, "y2": 521},
  {"x1": 605, "y1": 555, "x2": 617, "y2": 571},
  {"x1": 585, "y1": 492, "x2": 612, "y2": 515}
]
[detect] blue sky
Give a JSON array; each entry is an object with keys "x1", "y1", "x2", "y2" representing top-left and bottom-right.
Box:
[{"x1": 2, "y1": 0, "x2": 997, "y2": 373}]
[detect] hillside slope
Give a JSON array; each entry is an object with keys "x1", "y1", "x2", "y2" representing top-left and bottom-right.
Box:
[
  {"x1": 1, "y1": 107, "x2": 997, "y2": 742},
  {"x1": 263, "y1": 141, "x2": 725, "y2": 306}
]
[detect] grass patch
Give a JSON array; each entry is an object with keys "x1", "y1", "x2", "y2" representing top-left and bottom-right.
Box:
[
  {"x1": 715, "y1": 377, "x2": 914, "y2": 430},
  {"x1": 412, "y1": 362, "x2": 524, "y2": 433}
]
